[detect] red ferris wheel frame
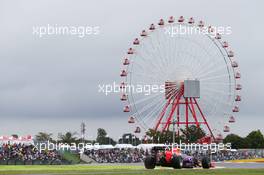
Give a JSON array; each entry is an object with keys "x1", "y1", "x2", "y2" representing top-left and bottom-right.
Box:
[{"x1": 154, "y1": 83, "x2": 215, "y2": 139}]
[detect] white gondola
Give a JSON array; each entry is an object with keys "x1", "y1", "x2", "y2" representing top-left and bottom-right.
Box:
[
  {"x1": 188, "y1": 17, "x2": 195, "y2": 24},
  {"x1": 228, "y1": 50, "x2": 234, "y2": 57},
  {"x1": 231, "y1": 61, "x2": 238, "y2": 68},
  {"x1": 216, "y1": 134, "x2": 223, "y2": 141},
  {"x1": 149, "y1": 24, "x2": 155, "y2": 30},
  {"x1": 198, "y1": 20, "x2": 205, "y2": 27},
  {"x1": 223, "y1": 126, "x2": 230, "y2": 132},
  {"x1": 208, "y1": 26, "x2": 214, "y2": 33},
  {"x1": 120, "y1": 94, "x2": 127, "y2": 101},
  {"x1": 120, "y1": 82, "x2": 126, "y2": 89},
  {"x1": 229, "y1": 116, "x2": 235, "y2": 123}
]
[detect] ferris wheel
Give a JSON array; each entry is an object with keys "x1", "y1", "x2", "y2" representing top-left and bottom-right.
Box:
[{"x1": 119, "y1": 16, "x2": 241, "y2": 141}]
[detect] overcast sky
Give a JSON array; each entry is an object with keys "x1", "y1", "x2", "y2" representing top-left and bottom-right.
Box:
[{"x1": 0, "y1": 0, "x2": 263, "y2": 140}]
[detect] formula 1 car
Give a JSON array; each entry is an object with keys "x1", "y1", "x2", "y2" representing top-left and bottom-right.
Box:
[{"x1": 144, "y1": 146, "x2": 211, "y2": 169}]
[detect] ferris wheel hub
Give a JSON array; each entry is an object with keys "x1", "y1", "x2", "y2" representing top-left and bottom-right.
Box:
[{"x1": 184, "y1": 79, "x2": 200, "y2": 98}]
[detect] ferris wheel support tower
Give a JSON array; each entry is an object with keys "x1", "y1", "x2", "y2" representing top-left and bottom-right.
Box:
[{"x1": 154, "y1": 80, "x2": 214, "y2": 139}]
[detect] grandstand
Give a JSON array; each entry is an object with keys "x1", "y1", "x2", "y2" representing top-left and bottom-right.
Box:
[{"x1": 0, "y1": 135, "x2": 72, "y2": 165}]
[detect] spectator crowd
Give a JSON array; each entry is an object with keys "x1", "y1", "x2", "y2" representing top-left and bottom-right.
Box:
[
  {"x1": 84, "y1": 148, "x2": 264, "y2": 163},
  {"x1": 84, "y1": 148, "x2": 145, "y2": 163},
  {"x1": 0, "y1": 143, "x2": 62, "y2": 163},
  {"x1": 212, "y1": 150, "x2": 264, "y2": 162},
  {"x1": 1, "y1": 143, "x2": 264, "y2": 164}
]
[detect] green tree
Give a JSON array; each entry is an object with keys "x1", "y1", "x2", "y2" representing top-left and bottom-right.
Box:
[
  {"x1": 96, "y1": 128, "x2": 107, "y2": 144},
  {"x1": 180, "y1": 125, "x2": 206, "y2": 143},
  {"x1": 96, "y1": 128, "x2": 116, "y2": 145},
  {"x1": 245, "y1": 130, "x2": 264, "y2": 148},
  {"x1": 35, "y1": 132, "x2": 53, "y2": 142},
  {"x1": 223, "y1": 134, "x2": 246, "y2": 149},
  {"x1": 58, "y1": 131, "x2": 78, "y2": 144}
]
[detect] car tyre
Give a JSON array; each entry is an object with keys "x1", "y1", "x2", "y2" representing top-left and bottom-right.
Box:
[
  {"x1": 201, "y1": 157, "x2": 210, "y2": 169},
  {"x1": 144, "y1": 156, "x2": 156, "y2": 169},
  {"x1": 172, "y1": 155, "x2": 181, "y2": 169}
]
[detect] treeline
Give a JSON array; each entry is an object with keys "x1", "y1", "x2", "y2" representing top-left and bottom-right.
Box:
[
  {"x1": 34, "y1": 129, "x2": 116, "y2": 145},
  {"x1": 223, "y1": 130, "x2": 264, "y2": 149},
  {"x1": 145, "y1": 126, "x2": 264, "y2": 149},
  {"x1": 32, "y1": 126, "x2": 264, "y2": 149}
]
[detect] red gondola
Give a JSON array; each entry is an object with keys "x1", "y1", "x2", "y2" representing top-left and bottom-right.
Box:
[
  {"x1": 235, "y1": 95, "x2": 241, "y2": 101},
  {"x1": 134, "y1": 127, "x2": 141, "y2": 133},
  {"x1": 168, "y1": 16, "x2": 174, "y2": 23},
  {"x1": 232, "y1": 106, "x2": 239, "y2": 112},
  {"x1": 127, "y1": 48, "x2": 134, "y2": 54},
  {"x1": 120, "y1": 70, "x2": 127, "y2": 77},
  {"x1": 128, "y1": 116, "x2": 135, "y2": 124},
  {"x1": 158, "y1": 19, "x2": 165, "y2": 26},
  {"x1": 123, "y1": 105, "x2": 130, "y2": 112},
  {"x1": 178, "y1": 16, "x2": 184, "y2": 23},
  {"x1": 149, "y1": 24, "x2": 155, "y2": 30},
  {"x1": 222, "y1": 41, "x2": 228, "y2": 48},
  {"x1": 140, "y1": 30, "x2": 147, "y2": 37},
  {"x1": 133, "y1": 38, "x2": 140, "y2": 45},
  {"x1": 188, "y1": 17, "x2": 195, "y2": 24},
  {"x1": 123, "y1": 58, "x2": 130, "y2": 65},
  {"x1": 235, "y1": 72, "x2": 241, "y2": 79}
]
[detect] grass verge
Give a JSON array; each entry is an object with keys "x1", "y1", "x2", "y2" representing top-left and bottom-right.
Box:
[{"x1": 0, "y1": 165, "x2": 264, "y2": 175}]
